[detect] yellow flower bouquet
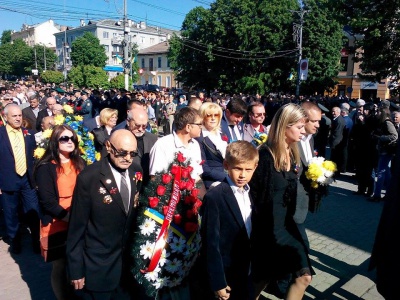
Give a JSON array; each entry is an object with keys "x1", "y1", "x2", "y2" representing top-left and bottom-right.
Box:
[{"x1": 305, "y1": 156, "x2": 337, "y2": 212}]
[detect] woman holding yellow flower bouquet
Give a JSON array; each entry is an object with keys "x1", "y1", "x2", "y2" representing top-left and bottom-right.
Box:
[
  {"x1": 34, "y1": 124, "x2": 85, "y2": 300},
  {"x1": 249, "y1": 103, "x2": 315, "y2": 300}
]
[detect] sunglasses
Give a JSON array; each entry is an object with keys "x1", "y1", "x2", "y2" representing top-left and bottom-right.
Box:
[
  {"x1": 252, "y1": 113, "x2": 266, "y2": 117},
  {"x1": 205, "y1": 113, "x2": 220, "y2": 118},
  {"x1": 130, "y1": 122, "x2": 147, "y2": 129},
  {"x1": 58, "y1": 136, "x2": 76, "y2": 144},
  {"x1": 109, "y1": 142, "x2": 138, "y2": 158}
]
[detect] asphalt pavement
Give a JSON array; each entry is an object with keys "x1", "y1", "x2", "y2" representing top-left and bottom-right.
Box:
[{"x1": 0, "y1": 172, "x2": 386, "y2": 300}]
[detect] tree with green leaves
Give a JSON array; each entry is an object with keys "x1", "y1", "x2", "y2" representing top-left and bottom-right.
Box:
[
  {"x1": 169, "y1": 0, "x2": 344, "y2": 95},
  {"x1": 109, "y1": 74, "x2": 133, "y2": 89},
  {"x1": 0, "y1": 39, "x2": 32, "y2": 76},
  {"x1": 32, "y1": 44, "x2": 58, "y2": 73},
  {"x1": 40, "y1": 70, "x2": 64, "y2": 84},
  {"x1": 68, "y1": 65, "x2": 109, "y2": 89},
  {"x1": 1, "y1": 30, "x2": 12, "y2": 45},
  {"x1": 298, "y1": 0, "x2": 344, "y2": 95},
  {"x1": 70, "y1": 32, "x2": 108, "y2": 67},
  {"x1": 339, "y1": 0, "x2": 400, "y2": 95}
]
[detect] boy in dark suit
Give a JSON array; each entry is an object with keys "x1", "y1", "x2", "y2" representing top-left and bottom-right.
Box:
[{"x1": 194, "y1": 140, "x2": 259, "y2": 300}]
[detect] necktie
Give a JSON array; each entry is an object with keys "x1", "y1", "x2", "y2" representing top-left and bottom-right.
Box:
[
  {"x1": 120, "y1": 171, "x2": 130, "y2": 213},
  {"x1": 13, "y1": 130, "x2": 27, "y2": 176},
  {"x1": 229, "y1": 125, "x2": 238, "y2": 142}
]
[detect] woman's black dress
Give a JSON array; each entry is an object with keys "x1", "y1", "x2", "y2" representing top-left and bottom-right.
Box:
[{"x1": 249, "y1": 145, "x2": 315, "y2": 281}]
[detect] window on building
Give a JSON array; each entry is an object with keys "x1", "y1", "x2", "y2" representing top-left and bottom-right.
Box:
[
  {"x1": 167, "y1": 59, "x2": 170, "y2": 68},
  {"x1": 141, "y1": 58, "x2": 145, "y2": 68},
  {"x1": 103, "y1": 31, "x2": 109, "y2": 39},
  {"x1": 140, "y1": 36, "x2": 145, "y2": 44},
  {"x1": 149, "y1": 58, "x2": 153, "y2": 71},
  {"x1": 150, "y1": 38, "x2": 155, "y2": 44},
  {"x1": 113, "y1": 32, "x2": 118, "y2": 37},
  {"x1": 103, "y1": 45, "x2": 109, "y2": 53},
  {"x1": 158, "y1": 57, "x2": 162, "y2": 68},
  {"x1": 166, "y1": 76, "x2": 171, "y2": 88},
  {"x1": 113, "y1": 46, "x2": 119, "y2": 52},
  {"x1": 340, "y1": 57, "x2": 348, "y2": 72},
  {"x1": 157, "y1": 75, "x2": 162, "y2": 86}
]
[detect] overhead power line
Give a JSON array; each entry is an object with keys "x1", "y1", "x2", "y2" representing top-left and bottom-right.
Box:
[
  {"x1": 179, "y1": 38, "x2": 298, "y2": 60},
  {"x1": 0, "y1": 0, "x2": 182, "y2": 30}
]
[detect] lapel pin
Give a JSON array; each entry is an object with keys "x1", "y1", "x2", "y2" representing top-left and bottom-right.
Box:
[{"x1": 106, "y1": 179, "x2": 112, "y2": 184}]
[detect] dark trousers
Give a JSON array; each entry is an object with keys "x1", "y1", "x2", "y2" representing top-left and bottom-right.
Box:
[
  {"x1": 1, "y1": 175, "x2": 39, "y2": 239},
  {"x1": 82, "y1": 286, "x2": 130, "y2": 300}
]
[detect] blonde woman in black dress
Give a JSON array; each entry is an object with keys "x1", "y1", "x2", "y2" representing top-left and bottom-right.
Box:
[{"x1": 249, "y1": 103, "x2": 314, "y2": 300}]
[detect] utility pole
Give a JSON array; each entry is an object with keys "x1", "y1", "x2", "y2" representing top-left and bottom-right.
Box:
[
  {"x1": 123, "y1": 0, "x2": 130, "y2": 90},
  {"x1": 34, "y1": 46, "x2": 38, "y2": 69},
  {"x1": 291, "y1": 8, "x2": 308, "y2": 97},
  {"x1": 44, "y1": 45, "x2": 47, "y2": 71}
]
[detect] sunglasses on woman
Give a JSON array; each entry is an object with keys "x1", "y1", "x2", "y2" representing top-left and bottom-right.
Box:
[{"x1": 58, "y1": 136, "x2": 76, "y2": 144}]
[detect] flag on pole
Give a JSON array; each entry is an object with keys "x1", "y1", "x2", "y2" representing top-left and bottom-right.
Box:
[{"x1": 300, "y1": 59, "x2": 309, "y2": 81}]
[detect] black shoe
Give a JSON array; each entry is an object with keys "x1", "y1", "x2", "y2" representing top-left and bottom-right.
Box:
[{"x1": 10, "y1": 238, "x2": 22, "y2": 254}]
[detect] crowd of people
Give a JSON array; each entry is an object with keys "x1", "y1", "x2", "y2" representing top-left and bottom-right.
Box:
[{"x1": 0, "y1": 80, "x2": 399, "y2": 300}]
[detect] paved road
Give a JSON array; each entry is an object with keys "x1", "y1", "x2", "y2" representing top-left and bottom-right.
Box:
[{"x1": 0, "y1": 172, "x2": 386, "y2": 300}]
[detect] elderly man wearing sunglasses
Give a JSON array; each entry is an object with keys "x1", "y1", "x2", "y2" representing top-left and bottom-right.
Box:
[{"x1": 67, "y1": 129, "x2": 143, "y2": 299}]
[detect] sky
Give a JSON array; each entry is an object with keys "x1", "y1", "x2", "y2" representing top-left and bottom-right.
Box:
[{"x1": 0, "y1": 0, "x2": 210, "y2": 34}]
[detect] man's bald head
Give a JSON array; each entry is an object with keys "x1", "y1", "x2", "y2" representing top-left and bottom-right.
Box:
[
  {"x1": 188, "y1": 98, "x2": 202, "y2": 111},
  {"x1": 52, "y1": 104, "x2": 64, "y2": 115},
  {"x1": 41, "y1": 116, "x2": 54, "y2": 131},
  {"x1": 107, "y1": 130, "x2": 138, "y2": 170}
]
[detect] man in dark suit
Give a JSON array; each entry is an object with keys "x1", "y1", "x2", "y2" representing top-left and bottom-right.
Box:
[
  {"x1": 22, "y1": 94, "x2": 43, "y2": 133},
  {"x1": 113, "y1": 99, "x2": 146, "y2": 132},
  {"x1": 220, "y1": 98, "x2": 247, "y2": 143},
  {"x1": 329, "y1": 106, "x2": 346, "y2": 175},
  {"x1": 0, "y1": 104, "x2": 40, "y2": 254},
  {"x1": 67, "y1": 130, "x2": 142, "y2": 299},
  {"x1": 294, "y1": 102, "x2": 321, "y2": 245},
  {"x1": 369, "y1": 133, "x2": 400, "y2": 300},
  {"x1": 36, "y1": 96, "x2": 56, "y2": 132},
  {"x1": 126, "y1": 108, "x2": 157, "y2": 188}
]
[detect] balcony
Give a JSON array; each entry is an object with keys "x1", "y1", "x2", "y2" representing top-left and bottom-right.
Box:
[
  {"x1": 112, "y1": 51, "x2": 123, "y2": 57},
  {"x1": 112, "y1": 37, "x2": 123, "y2": 45}
]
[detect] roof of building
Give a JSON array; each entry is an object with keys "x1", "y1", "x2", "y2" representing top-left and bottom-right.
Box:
[
  {"x1": 60, "y1": 19, "x2": 178, "y2": 36},
  {"x1": 138, "y1": 41, "x2": 169, "y2": 55}
]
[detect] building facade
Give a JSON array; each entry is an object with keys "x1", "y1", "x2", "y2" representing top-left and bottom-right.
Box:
[
  {"x1": 136, "y1": 41, "x2": 178, "y2": 88},
  {"x1": 332, "y1": 27, "x2": 391, "y2": 100},
  {"x1": 53, "y1": 19, "x2": 179, "y2": 78},
  {"x1": 11, "y1": 19, "x2": 61, "y2": 48}
]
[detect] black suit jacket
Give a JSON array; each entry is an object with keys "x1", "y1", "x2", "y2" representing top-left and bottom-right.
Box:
[
  {"x1": 35, "y1": 161, "x2": 84, "y2": 226},
  {"x1": 369, "y1": 136, "x2": 400, "y2": 299},
  {"x1": 329, "y1": 115, "x2": 346, "y2": 149},
  {"x1": 92, "y1": 126, "x2": 110, "y2": 159},
  {"x1": 66, "y1": 158, "x2": 142, "y2": 292},
  {"x1": 0, "y1": 126, "x2": 36, "y2": 191},
  {"x1": 22, "y1": 105, "x2": 43, "y2": 133},
  {"x1": 36, "y1": 108, "x2": 50, "y2": 132},
  {"x1": 133, "y1": 131, "x2": 158, "y2": 187},
  {"x1": 198, "y1": 180, "x2": 252, "y2": 299}
]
